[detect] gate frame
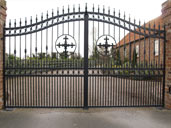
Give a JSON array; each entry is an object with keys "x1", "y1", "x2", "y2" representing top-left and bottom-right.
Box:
[{"x1": 1, "y1": 2, "x2": 171, "y2": 109}]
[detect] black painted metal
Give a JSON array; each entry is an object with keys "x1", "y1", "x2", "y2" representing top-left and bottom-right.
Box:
[
  {"x1": 3, "y1": 23, "x2": 6, "y2": 108},
  {"x1": 163, "y1": 25, "x2": 166, "y2": 107},
  {"x1": 84, "y1": 10, "x2": 89, "y2": 109},
  {"x1": 55, "y1": 34, "x2": 76, "y2": 58},
  {"x1": 3, "y1": 4, "x2": 165, "y2": 108}
]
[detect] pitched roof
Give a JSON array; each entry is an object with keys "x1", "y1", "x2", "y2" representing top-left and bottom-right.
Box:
[{"x1": 117, "y1": 15, "x2": 163, "y2": 47}]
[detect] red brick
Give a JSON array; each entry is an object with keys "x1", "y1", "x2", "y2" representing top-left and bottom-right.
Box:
[
  {"x1": 0, "y1": 0, "x2": 6, "y2": 110},
  {"x1": 163, "y1": 0, "x2": 171, "y2": 109}
]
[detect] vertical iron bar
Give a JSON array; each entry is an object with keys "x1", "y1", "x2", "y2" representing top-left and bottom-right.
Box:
[
  {"x1": 128, "y1": 16, "x2": 131, "y2": 106},
  {"x1": 144, "y1": 22, "x2": 146, "y2": 66},
  {"x1": 62, "y1": 6, "x2": 64, "y2": 35},
  {"x1": 68, "y1": 6, "x2": 70, "y2": 34},
  {"x1": 56, "y1": 8, "x2": 59, "y2": 106},
  {"x1": 45, "y1": 12, "x2": 48, "y2": 107},
  {"x1": 30, "y1": 17, "x2": 33, "y2": 107},
  {"x1": 103, "y1": 6, "x2": 105, "y2": 35},
  {"x1": 98, "y1": 5, "x2": 100, "y2": 38},
  {"x1": 149, "y1": 23, "x2": 151, "y2": 69},
  {"x1": 51, "y1": 9, "x2": 54, "y2": 107},
  {"x1": 73, "y1": 5, "x2": 75, "y2": 37},
  {"x1": 158, "y1": 24, "x2": 161, "y2": 66},
  {"x1": 163, "y1": 25, "x2": 166, "y2": 107},
  {"x1": 138, "y1": 21, "x2": 141, "y2": 106},
  {"x1": 153, "y1": 23, "x2": 156, "y2": 66},
  {"x1": 3, "y1": 23, "x2": 6, "y2": 108},
  {"x1": 108, "y1": 7, "x2": 110, "y2": 35},
  {"x1": 57, "y1": 8, "x2": 59, "y2": 59},
  {"x1": 41, "y1": 13, "x2": 43, "y2": 107},
  {"x1": 123, "y1": 12, "x2": 126, "y2": 106},
  {"x1": 143, "y1": 22, "x2": 146, "y2": 106},
  {"x1": 14, "y1": 20, "x2": 17, "y2": 106},
  {"x1": 35, "y1": 15, "x2": 38, "y2": 107},
  {"x1": 9, "y1": 20, "x2": 11, "y2": 106},
  {"x1": 25, "y1": 18, "x2": 27, "y2": 107},
  {"x1": 19, "y1": 19, "x2": 22, "y2": 106},
  {"x1": 84, "y1": 6, "x2": 89, "y2": 108},
  {"x1": 78, "y1": 4, "x2": 81, "y2": 56}
]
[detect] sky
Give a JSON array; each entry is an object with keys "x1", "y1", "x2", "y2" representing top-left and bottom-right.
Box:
[{"x1": 6, "y1": 0, "x2": 166, "y2": 23}]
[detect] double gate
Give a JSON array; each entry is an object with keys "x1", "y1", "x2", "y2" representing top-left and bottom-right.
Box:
[{"x1": 4, "y1": 4, "x2": 165, "y2": 108}]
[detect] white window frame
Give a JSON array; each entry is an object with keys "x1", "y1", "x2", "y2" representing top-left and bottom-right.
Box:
[
  {"x1": 155, "y1": 40, "x2": 159, "y2": 56},
  {"x1": 136, "y1": 45, "x2": 139, "y2": 57},
  {"x1": 124, "y1": 48, "x2": 127, "y2": 57}
]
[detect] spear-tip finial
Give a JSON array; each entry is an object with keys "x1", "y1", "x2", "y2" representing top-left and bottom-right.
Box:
[
  {"x1": 25, "y1": 17, "x2": 27, "y2": 24},
  {"x1": 73, "y1": 4, "x2": 75, "y2": 12},
  {"x1": 108, "y1": 7, "x2": 110, "y2": 14},
  {"x1": 30, "y1": 16, "x2": 32, "y2": 24},
  {"x1": 78, "y1": 4, "x2": 80, "y2": 11},
  {"x1": 46, "y1": 10, "x2": 49, "y2": 18},
  {"x1": 63, "y1": 6, "x2": 64, "y2": 13},
  {"x1": 19, "y1": 18, "x2": 22, "y2": 26},
  {"x1": 85, "y1": 3, "x2": 87, "y2": 11},
  {"x1": 36, "y1": 15, "x2": 38, "y2": 22},
  {"x1": 51, "y1": 9, "x2": 54, "y2": 17},
  {"x1": 41, "y1": 13, "x2": 43, "y2": 20}
]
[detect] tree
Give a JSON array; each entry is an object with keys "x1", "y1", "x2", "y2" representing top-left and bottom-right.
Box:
[
  {"x1": 115, "y1": 50, "x2": 122, "y2": 65},
  {"x1": 90, "y1": 46, "x2": 99, "y2": 59},
  {"x1": 51, "y1": 53, "x2": 57, "y2": 59},
  {"x1": 59, "y1": 52, "x2": 69, "y2": 59},
  {"x1": 70, "y1": 53, "x2": 82, "y2": 59},
  {"x1": 38, "y1": 53, "x2": 46, "y2": 59}
]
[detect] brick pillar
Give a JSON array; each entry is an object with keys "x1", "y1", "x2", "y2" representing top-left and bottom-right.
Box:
[
  {"x1": 0, "y1": 0, "x2": 6, "y2": 109},
  {"x1": 162, "y1": 0, "x2": 171, "y2": 109}
]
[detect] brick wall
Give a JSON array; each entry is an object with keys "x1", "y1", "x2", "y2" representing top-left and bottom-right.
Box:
[
  {"x1": 162, "y1": 0, "x2": 171, "y2": 109},
  {"x1": 0, "y1": 0, "x2": 6, "y2": 109}
]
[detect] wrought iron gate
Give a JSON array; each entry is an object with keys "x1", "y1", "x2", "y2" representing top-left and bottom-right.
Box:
[{"x1": 4, "y1": 4, "x2": 165, "y2": 108}]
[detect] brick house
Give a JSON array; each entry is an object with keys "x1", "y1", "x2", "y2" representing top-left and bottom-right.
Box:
[{"x1": 117, "y1": 16, "x2": 164, "y2": 66}]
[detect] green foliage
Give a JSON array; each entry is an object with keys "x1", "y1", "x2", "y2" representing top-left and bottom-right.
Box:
[
  {"x1": 52, "y1": 53, "x2": 57, "y2": 59},
  {"x1": 70, "y1": 53, "x2": 82, "y2": 60},
  {"x1": 124, "y1": 57, "x2": 129, "y2": 64},
  {"x1": 90, "y1": 46, "x2": 100, "y2": 60},
  {"x1": 8, "y1": 54, "x2": 15, "y2": 60},
  {"x1": 59, "y1": 52, "x2": 68, "y2": 59},
  {"x1": 115, "y1": 50, "x2": 122, "y2": 65}
]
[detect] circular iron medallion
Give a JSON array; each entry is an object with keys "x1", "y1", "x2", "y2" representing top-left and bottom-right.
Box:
[
  {"x1": 55, "y1": 34, "x2": 76, "y2": 57},
  {"x1": 96, "y1": 35, "x2": 116, "y2": 56}
]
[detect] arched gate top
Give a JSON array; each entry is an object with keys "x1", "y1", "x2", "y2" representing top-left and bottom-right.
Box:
[{"x1": 5, "y1": 4, "x2": 164, "y2": 38}]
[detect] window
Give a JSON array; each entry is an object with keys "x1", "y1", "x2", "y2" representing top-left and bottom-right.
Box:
[
  {"x1": 136, "y1": 45, "x2": 139, "y2": 57},
  {"x1": 155, "y1": 40, "x2": 159, "y2": 56},
  {"x1": 124, "y1": 48, "x2": 127, "y2": 57}
]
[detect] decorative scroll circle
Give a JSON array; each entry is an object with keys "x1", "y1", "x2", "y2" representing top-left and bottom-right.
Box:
[
  {"x1": 55, "y1": 34, "x2": 77, "y2": 57},
  {"x1": 96, "y1": 35, "x2": 116, "y2": 56}
]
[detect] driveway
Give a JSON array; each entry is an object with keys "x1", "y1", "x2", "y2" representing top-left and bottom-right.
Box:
[
  {"x1": 0, "y1": 108, "x2": 170, "y2": 128},
  {"x1": 5, "y1": 70, "x2": 162, "y2": 107}
]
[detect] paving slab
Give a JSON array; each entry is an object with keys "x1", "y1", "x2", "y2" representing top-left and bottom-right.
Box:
[{"x1": 0, "y1": 108, "x2": 170, "y2": 128}]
